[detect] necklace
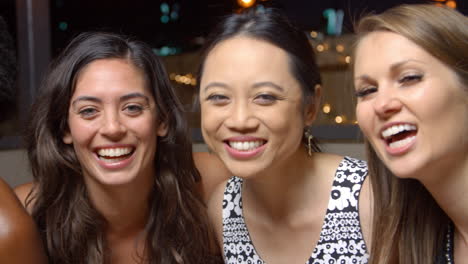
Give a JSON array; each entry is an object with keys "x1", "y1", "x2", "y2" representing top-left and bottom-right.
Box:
[{"x1": 445, "y1": 223, "x2": 454, "y2": 264}]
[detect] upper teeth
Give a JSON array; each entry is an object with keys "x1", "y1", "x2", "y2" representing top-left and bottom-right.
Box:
[
  {"x1": 97, "y1": 147, "x2": 133, "y2": 157},
  {"x1": 381, "y1": 124, "x2": 416, "y2": 138},
  {"x1": 229, "y1": 141, "x2": 263, "y2": 151}
]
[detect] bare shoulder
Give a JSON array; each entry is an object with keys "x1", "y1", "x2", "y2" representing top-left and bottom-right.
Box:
[
  {"x1": 194, "y1": 152, "x2": 231, "y2": 202},
  {"x1": 0, "y1": 178, "x2": 25, "y2": 212},
  {"x1": 206, "y1": 178, "x2": 229, "y2": 251},
  {"x1": 311, "y1": 152, "x2": 345, "y2": 175},
  {"x1": 14, "y1": 182, "x2": 34, "y2": 209},
  {"x1": 0, "y1": 179, "x2": 47, "y2": 263},
  {"x1": 316, "y1": 152, "x2": 345, "y2": 163}
]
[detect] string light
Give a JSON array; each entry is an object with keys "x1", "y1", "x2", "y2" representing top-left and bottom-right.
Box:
[
  {"x1": 335, "y1": 116, "x2": 344, "y2": 124},
  {"x1": 336, "y1": 44, "x2": 344, "y2": 53},
  {"x1": 316, "y1": 44, "x2": 324, "y2": 52},
  {"x1": 431, "y1": 0, "x2": 457, "y2": 8},
  {"x1": 170, "y1": 73, "x2": 197, "y2": 86},
  {"x1": 310, "y1": 31, "x2": 318, "y2": 38},
  {"x1": 237, "y1": 0, "x2": 255, "y2": 8},
  {"x1": 322, "y1": 103, "x2": 331, "y2": 114},
  {"x1": 345, "y1": 56, "x2": 351, "y2": 64},
  {"x1": 446, "y1": 0, "x2": 456, "y2": 8}
]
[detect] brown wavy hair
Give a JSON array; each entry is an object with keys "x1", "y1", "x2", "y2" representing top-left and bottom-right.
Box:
[
  {"x1": 353, "y1": 4, "x2": 468, "y2": 263},
  {"x1": 25, "y1": 32, "x2": 220, "y2": 263}
]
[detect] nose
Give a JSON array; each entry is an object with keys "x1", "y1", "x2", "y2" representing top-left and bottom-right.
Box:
[
  {"x1": 100, "y1": 111, "x2": 127, "y2": 140},
  {"x1": 224, "y1": 101, "x2": 259, "y2": 132},
  {"x1": 373, "y1": 88, "x2": 402, "y2": 119}
]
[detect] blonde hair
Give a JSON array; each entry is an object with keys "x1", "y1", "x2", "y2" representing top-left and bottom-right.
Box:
[{"x1": 354, "y1": 4, "x2": 468, "y2": 264}]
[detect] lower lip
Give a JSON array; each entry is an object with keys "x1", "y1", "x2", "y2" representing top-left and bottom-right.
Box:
[
  {"x1": 95, "y1": 152, "x2": 135, "y2": 170},
  {"x1": 224, "y1": 142, "x2": 267, "y2": 159},
  {"x1": 384, "y1": 136, "x2": 416, "y2": 156}
]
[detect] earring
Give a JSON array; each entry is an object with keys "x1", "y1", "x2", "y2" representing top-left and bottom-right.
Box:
[{"x1": 304, "y1": 130, "x2": 313, "y2": 157}]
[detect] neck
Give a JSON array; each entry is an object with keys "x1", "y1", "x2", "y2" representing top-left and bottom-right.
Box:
[
  {"x1": 86, "y1": 177, "x2": 153, "y2": 237},
  {"x1": 243, "y1": 148, "x2": 334, "y2": 222},
  {"x1": 422, "y1": 150, "x2": 468, "y2": 243}
]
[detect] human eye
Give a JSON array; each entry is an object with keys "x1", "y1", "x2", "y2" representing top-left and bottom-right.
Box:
[
  {"x1": 205, "y1": 94, "x2": 230, "y2": 105},
  {"x1": 78, "y1": 107, "x2": 98, "y2": 118},
  {"x1": 398, "y1": 74, "x2": 423, "y2": 86},
  {"x1": 253, "y1": 93, "x2": 280, "y2": 105},
  {"x1": 123, "y1": 104, "x2": 144, "y2": 116},
  {"x1": 354, "y1": 87, "x2": 377, "y2": 98}
]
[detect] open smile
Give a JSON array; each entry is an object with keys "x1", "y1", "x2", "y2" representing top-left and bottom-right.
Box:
[
  {"x1": 381, "y1": 123, "x2": 417, "y2": 154},
  {"x1": 223, "y1": 138, "x2": 267, "y2": 159},
  {"x1": 94, "y1": 146, "x2": 136, "y2": 169},
  {"x1": 227, "y1": 140, "x2": 266, "y2": 151}
]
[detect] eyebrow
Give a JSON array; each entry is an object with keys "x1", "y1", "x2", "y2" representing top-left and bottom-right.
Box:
[
  {"x1": 354, "y1": 59, "x2": 425, "y2": 82},
  {"x1": 71, "y1": 92, "x2": 150, "y2": 106},
  {"x1": 202, "y1": 81, "x2": 285, "y2": 92},
  {"x1": 203, "y1": 82, "x2": 229, "y2": 93},
  {"x1": 354, "y1": 74, "x2": 374, "y2": 83},
  {"x1": 389, "y1": 59, "x2": 424, "y2": 73},
  {"x1": 120, "y1": 92, "x2": 150, "y2": 104},
  {"x1": 252, "y1": 81, "x2": 284, "y2": 92}
]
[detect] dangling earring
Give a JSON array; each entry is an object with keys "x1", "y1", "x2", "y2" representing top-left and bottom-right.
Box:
[{"x1": 304, "y1": 130, "x2": 313, "y2": 157}]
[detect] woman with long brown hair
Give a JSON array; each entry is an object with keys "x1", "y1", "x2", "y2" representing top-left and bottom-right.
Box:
[
  {"x1": 353, "y1": 4, "x2": 468, "y2": 263},
  {"x1": 15, "y1": 32, "x2": 220, "y2": 263}
]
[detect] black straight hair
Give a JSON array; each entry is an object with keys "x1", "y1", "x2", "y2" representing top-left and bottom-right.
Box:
[{"x1": 197, "y1": 8, "x2": 322, "y2": 151}]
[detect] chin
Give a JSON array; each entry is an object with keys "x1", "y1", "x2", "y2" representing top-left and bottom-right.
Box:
[
  {"x1": 384, "y1": 159, "x2": 426, "y2": 181},
  {"x1": 227, "y1": 163, "x2": 269, "y2": 179},
  {"x1": 89, "y1": 167, "x2": 144, "y2": 186}
]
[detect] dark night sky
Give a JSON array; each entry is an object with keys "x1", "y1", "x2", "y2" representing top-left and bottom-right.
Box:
[{"x1": 1, "y1": 0, "x2": 467, "y2": 55}]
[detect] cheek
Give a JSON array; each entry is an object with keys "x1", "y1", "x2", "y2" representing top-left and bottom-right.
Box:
[
  {"x1": 200, "y1": 105, "x2": 219, "y2": 134},
  {"x1": 67, "y1": 119, "x2": 95, "y2": 145},
  {"x1": 258, "y1": 107, "x2": 304, "y2": 145},
  {"x1": 133, "y1": 117, "x2": 158, "y2": 141}
]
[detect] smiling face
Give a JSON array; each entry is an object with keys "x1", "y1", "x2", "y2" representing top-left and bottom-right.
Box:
[
  {"x1": 354, "y1": 31, "x2": 468, "y2": 180},
  {"x1": 199, "y1": 36, "x2": 317, "y2": 178},
  {"x1": 63, "y1": 58, "x2": 167, "y2": 187}
]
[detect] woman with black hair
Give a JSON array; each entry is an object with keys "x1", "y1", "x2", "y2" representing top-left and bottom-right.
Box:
[{"x1": 197, "y1": 8, "x2": 372, "y2": 263}]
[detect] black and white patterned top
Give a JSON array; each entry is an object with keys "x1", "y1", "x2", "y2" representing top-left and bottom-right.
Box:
[{"x1": 222, "y1": 156, "x2": 369, "y2": 264}]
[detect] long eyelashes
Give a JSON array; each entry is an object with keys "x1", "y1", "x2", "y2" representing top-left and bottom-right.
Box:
[
  {"x1": 78, "y1": 107, "x2": 98, "y2": 117},
  {"x1": 355, "y1": 87, "x2": 377, "y2": 98},
  {"x1": 355, "y1": 74, "x2": 423, "y2": 98},
  {"x1": 206, "y1": 94, "x2": 229, "y2": 101},
  {"x1": 398, "y1": 74, "x2": 423, "y2": 84}
]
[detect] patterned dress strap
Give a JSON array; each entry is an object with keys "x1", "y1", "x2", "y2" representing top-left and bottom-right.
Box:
[
  {"x1": 222, "y1": 177, "x2": 264, "y2": 264},
  {"x1": 309, "y1": 157, "x2": 369, "y2": 264}
]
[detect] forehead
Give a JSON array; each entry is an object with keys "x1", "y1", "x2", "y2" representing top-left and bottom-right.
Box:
[
  {"x1": 354, "y1": 31, "x2": 434, "y2": 74},
  {"x1": 202, "y1": 36, "x2": 295, "y2": 82},
  {"x1": 73, "y1": 58, "x2": 150, "y2": 96}
]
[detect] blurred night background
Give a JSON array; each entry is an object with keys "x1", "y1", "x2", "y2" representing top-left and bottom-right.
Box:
[
  {"x1": 0, "y1": 0, "x2": 465, "y2": 56},
  {"x1": 0, "y1": 0, "x2": 465, "y2": 186},
  {"x1": 0, "y1": 0, "x2": 466, "y2": 143}
]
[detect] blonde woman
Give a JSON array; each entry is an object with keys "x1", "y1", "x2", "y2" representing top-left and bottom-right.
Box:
[{"x1": 353, "y1": 4, "x2": 468, "y2": 263}]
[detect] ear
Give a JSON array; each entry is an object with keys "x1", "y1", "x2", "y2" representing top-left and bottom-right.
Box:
[
  {"x1": 62, "y1": 131, "x2": 73, "y2": 145},
  {"x1": 304, "y1": 84, "x2": 322, "y2": 126},
  {"x1": 156, "y1": 121, "x2": 169, "y2": 137}
]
